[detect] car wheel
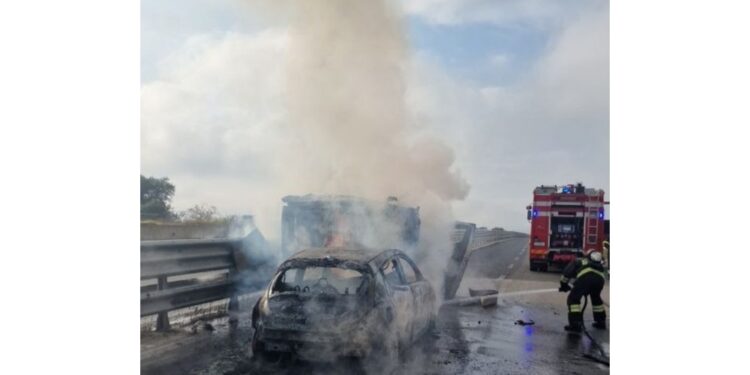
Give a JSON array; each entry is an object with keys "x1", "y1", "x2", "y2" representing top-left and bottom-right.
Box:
[{"x1": 251, "y1": 328, "x2": 280, "y2": 363}]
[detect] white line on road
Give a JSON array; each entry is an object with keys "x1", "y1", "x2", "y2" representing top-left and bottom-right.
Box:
[
  {"x1": 514, "y1": 256, "x2": 519, "y2": 261},
  {"x1": 507, "y1": 264, "x2": 514, "y2": 269}
]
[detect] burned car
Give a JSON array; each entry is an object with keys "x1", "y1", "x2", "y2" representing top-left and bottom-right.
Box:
[{"x1": 251, "y1": 247, "x2": 436, "y2": 361}]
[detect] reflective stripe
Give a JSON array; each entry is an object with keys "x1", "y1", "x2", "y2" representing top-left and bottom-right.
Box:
[
  {"x1": 561, "y1": 276, "x2": 569, "y2": 283},
  {"x1": 569, "y1": 304, "x2": 582, "y2": 313},
  {"x1": 581, "y1": 259, "x2": 589, "y2": 266},
  {"x1": 577, "y1": 267, "x2": 605, "y2": 279},
  {"x1": 592, "y1": 305, "x2": 606, "y2": 312}
]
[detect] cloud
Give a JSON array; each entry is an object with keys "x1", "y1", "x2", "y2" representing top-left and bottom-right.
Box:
[
  {"x1": 489, "y1": 53, "x2": 510, "y2": 68},
  {"x1": 141, "y1": 29, "x2": 291, "y2": 232},
  {"x1": 406, "y1": 5, "x2": 609, "y2": 230}
]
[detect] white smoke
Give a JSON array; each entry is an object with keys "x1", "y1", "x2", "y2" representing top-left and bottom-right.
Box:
[
  {"x1": 142, "y1": 0, "x2": 470, "y2": 288},
  {"x1": 263, "y1": 0, "x2": 469, "y2": 290}
]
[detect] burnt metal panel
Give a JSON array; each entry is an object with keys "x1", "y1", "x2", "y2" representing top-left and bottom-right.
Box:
[{"x1": 443, "y1": 222, "x2": 476, "y2": 300}]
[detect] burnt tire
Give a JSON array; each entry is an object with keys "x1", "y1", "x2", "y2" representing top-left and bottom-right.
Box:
[{"x1": 251, "y1": 329, "x2": 278, "y2": 362}]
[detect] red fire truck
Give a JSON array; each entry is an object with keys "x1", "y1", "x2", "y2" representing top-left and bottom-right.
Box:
[{"x1": 526, "y1": 183, "x2": 607, "y2": 272}]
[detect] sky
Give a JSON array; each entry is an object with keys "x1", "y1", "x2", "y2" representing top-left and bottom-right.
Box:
[{"x1": 141, "y1": 0, "x2": 609, "y2": 236}]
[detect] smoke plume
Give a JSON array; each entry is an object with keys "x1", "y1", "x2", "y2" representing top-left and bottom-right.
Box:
[
  {"x1": 266, "y1": 0, "x2": 470, "y2": 287},
  {"x1": 142, "y1": 0, "x2": 471, "y2": 291}
]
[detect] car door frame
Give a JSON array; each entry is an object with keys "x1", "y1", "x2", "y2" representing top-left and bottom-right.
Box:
[
  {"x1": 378, "y1": 256, "x2": 415, "y2": 344},
  {"x1": 395, "y1": 254, "x2": 432, "y2": 337}
]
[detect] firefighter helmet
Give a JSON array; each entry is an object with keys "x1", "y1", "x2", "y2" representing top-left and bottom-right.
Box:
[{"x1": 589, "y1": 251, "x2": 603, "y2": 263}]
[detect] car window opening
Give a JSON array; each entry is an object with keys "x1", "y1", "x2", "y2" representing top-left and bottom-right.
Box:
[
  {"x1": 271, "y1": 266, "x2": 368, "y2": 296},
  {"x1": 398, "y1": 256, "x2": 419, "y2": 284}
]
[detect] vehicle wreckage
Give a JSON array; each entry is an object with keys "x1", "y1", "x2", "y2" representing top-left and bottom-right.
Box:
[
  {"x1": 279, "y1": 195, "x2": 475, "y2": 300},
  {"x1": 251, "y1": 247, "x2": 436, "y2": 361}
]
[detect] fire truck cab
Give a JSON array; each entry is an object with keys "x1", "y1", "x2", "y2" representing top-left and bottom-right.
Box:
[{"x1": 526, "y1": 183, "x2": 607, "y2": 272}]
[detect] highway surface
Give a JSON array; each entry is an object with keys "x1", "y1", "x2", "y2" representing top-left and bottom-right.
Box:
[{"x1": 141, "y1": 236, "x2": 610, "y2": 374}]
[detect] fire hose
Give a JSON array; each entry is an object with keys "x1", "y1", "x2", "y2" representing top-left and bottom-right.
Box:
[{"x1": 579, "y1": 295, "x2": 610, "y2": 367}]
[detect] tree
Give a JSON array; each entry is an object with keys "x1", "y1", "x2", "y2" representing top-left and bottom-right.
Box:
[
  {"x1": 141, "y1": 175, "x2": 175, "y2": 220},
  {"x1": 178, "y1": 204, "x2": 220, "y2": 223}
]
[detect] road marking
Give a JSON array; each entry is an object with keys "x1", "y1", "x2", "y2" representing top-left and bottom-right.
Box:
[
  {"x1": 507, "y1": 264, "x2": 514, "y2": 269},
  {"x1": 514, "y1": 256, "x2": 519, "y2": 261}
]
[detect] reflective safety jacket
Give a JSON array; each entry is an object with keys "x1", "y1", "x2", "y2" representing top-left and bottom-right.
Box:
[{"x1": 560, "y1": 256, "x2": 606, "y2": 284}]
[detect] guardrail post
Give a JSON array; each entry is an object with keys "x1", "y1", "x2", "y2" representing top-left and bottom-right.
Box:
[
  {"x1": 228, "y1": 247, "x2": 240, "y2": 328},
  {"x1": 228, "y1": 295, "x2": 239, "y2": 328},
  {"x1": 155, "y1": 276, "x2": 170, "y2": 331}
]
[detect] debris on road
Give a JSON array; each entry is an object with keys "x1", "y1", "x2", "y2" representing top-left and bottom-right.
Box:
[
  {"x1": 189, "y1": 321, "x2": 215, "y2": 334},
  {"x1": 514, "y1": 319, "x2": 535, "y2": 326},
  {"x1": 480, "y1": 295, "x2": 498, "y2": 307}
]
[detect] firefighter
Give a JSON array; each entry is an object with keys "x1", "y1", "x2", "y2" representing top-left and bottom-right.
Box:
[{"x1": 558, "y1": 249, "x2": 607, "y2": 332}]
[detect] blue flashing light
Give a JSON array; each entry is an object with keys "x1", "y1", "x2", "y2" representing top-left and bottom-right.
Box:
[
  {"x1": 598, "y1": 209, "x2": 604, "y2": 220},
  {"x1": 532, "y1": 209, "x2": 538, "y2": 218}
]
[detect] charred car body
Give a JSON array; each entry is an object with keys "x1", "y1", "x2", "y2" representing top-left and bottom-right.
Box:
[{"x1": 251, "y1": 247, "x2": 436, "y2": 361}]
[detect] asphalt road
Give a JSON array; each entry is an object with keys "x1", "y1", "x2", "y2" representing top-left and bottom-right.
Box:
[{"x1": 141, "y1": 237, "x2": 610, "y2": 374}]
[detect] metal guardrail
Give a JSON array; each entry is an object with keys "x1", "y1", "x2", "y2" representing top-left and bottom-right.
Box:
[{"x1": 140, "y1": 234, "x2": 267, "y2": 331}]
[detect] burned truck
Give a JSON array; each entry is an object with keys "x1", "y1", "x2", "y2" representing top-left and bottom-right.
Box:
[
  {"x1": 281, "y1": 195, "x2": 420, "y2": 257},
  {"x1": 280, "y1": 195, "x2": 475, "y2": 300}
]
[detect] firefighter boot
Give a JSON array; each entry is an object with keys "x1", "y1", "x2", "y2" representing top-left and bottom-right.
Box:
[
  {"x1": 564, "y1": 322, "x2": 583, "y2": 333},
  {"x1": 566, "y1": 304, "x2": 583, "y2": 333},
  {"x1": 592, "y1": 304, "x2": 607, "y2": 329}
]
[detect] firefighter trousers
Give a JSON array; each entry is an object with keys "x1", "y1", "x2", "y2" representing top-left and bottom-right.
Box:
[{"x1": 567, "y1": 274, "x2": 606, "y2": 328}]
